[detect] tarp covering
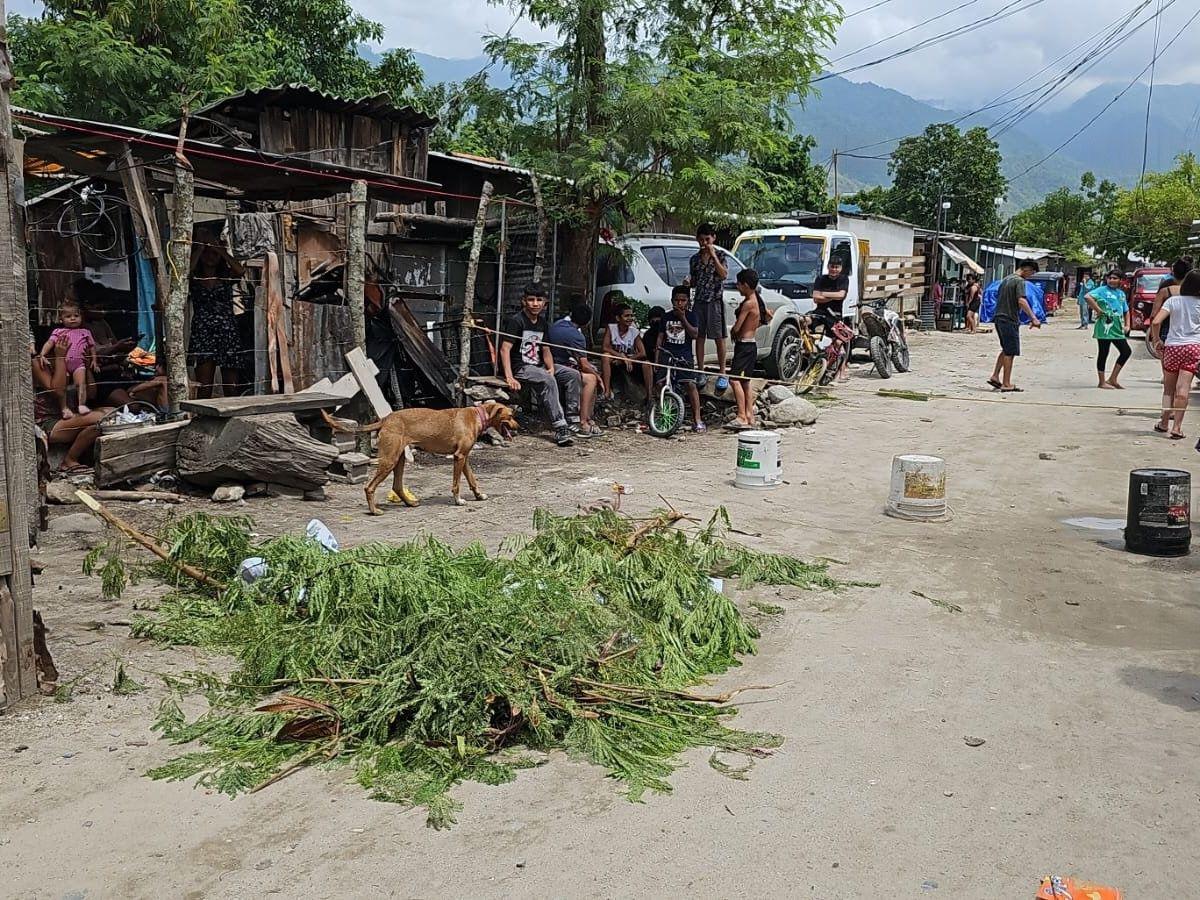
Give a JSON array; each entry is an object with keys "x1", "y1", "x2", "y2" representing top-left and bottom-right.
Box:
[
  {"x1": 939, "y1": 241, "x2": 984, "y2": 274},
  {"x1": 980, "y1": 278, "x2": 1047, "y2": 325}
]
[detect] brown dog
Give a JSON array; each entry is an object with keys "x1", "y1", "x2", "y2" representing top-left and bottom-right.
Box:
[{"x1": 323, "y1": 402, "x2": 519, "y2": 514}]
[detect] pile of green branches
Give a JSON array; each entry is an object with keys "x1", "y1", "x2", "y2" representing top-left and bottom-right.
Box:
[{"x1": 89, "y1": 507, "x2": 852, "y2": 828}]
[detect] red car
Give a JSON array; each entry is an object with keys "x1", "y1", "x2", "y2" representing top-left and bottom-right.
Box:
[{"x1": 1129, "y1": 266, "x2": 1171, "y2": 333}]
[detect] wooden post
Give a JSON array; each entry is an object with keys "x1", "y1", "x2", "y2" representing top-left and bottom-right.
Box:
[
  {"x1": 460, "y1": 181, "x2": 494, "y2": 400},
  {"x1": 531, "y1": 174, "x2": 547, "y2": 283},
  {"x1": 0, "y1": 6, "x2": 37, "y2": 707},
  {"x1": 165, "y1": 121, "x2": 194, "y2": 418},
  {"x1": 345, "y1": 180, "x2": 369, "y2": 451}
]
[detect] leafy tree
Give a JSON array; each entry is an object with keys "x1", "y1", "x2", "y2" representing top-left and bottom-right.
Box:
[
  {"x1": 9, "y1": 0, "x2": 385, "y2": 127},
  {"x1": 842, "y1": 184, "x2": 891, "y2": 216},
  {"x1": 751, "y1": 133, "x2": 828, "y2": 214},
  {"x1": 1106, "y1": 153, "x2": 1200, "y2": 263},
  {"x1": 884, "y1": 124, "x2": 1005, "y2": 236},
  {"x1": 471, "y1": 0, "x2": 842, "y2": 289}
]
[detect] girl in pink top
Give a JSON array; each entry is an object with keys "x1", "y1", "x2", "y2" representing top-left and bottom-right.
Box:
[{"x1": 37, "y1": 301, "x2": 97, "y2": 417}]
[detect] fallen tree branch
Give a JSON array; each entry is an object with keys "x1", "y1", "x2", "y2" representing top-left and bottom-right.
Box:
[{"x1": 74, "y1": 490, "x2": 224, "y2": 589}]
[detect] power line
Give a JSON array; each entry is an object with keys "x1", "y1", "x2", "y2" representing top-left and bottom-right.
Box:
[
  {"x1": 830, "y1": 0, "x2": 1158, "y2": 156},
  {"x1": 844, "y1": 0, "x2": 904, "y2": 18},
  {"x1": 830, "y1": 0, "x2": 986, "y2": 62},
  {"x1": 816, "y1": 0, "x2": 1050, "y2": 84},
  {"x1": 1008, "y1": 2, "x2": 1200, "y2": 182}
]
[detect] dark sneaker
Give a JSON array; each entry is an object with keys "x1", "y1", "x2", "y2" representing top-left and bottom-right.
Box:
[{"x1": 555, "y1": 427, "x2": 574, "y2": 446}]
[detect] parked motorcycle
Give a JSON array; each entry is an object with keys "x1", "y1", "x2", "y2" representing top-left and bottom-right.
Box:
[{"x1": 858, "y1": 296, "x2": 910, "y2": 378}]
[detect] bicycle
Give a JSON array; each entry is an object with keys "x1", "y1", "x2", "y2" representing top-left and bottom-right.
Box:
[
  {"x1": 647, "y1": 352, "x2": 687, "y2": 438},
  {"x1": 806, "y1": 313, "x2": 855, "y2": 387},
  {"x1": 791, "y1": 317, "x2": 829, "y2": 394}
]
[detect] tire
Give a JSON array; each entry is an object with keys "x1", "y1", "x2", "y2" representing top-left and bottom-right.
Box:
[
  {"x1": 891, "y1": 339, "x2": 911, "y2": 373},
  {"x1": 647, "y1": 390, "x2": 684, "y2": 438},
  {"x1": 1145, "y1": 335, "x2": 1162, "y2": 360},
  {"x1": 764, "y1": 321, "x2": 802, "y2": 380},
  {"x1": 793, "y1": 356, "x2": 827, "y2": 394},
  {"x1": 869, "y1": 336, "x2": 892, "y2": 379}
]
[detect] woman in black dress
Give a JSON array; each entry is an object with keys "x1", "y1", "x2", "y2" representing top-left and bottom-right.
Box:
[
  {"x1": 965, "y1": 274, "x2": 983, "y2": 334},
  {"x1": 188, "y1": 232, "x2": 245, "y2": 399}
]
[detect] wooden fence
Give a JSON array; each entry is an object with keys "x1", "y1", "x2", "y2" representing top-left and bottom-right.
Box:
[{"x1": 862, "y1": 255, "x2": 926, "y2": 317}]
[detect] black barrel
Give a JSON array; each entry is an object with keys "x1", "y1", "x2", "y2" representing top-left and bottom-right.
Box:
[{"x1": 1125, "y1": 468, "x2": 1191, "y2": 556}]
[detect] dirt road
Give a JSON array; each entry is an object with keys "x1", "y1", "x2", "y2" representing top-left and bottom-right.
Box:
[{"x1": 3, "y1": 318, "x2": 1197, "y2": 898}]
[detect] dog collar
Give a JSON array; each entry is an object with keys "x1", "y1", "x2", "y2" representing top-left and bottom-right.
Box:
[{"x1": 475, "y1": 405, "x2": 489, "y2": 431}]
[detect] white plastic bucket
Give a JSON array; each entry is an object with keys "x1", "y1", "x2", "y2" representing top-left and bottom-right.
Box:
[
  {"x1": 735, "y1": 430, "x2": 782, "y2": 489},
  {"x1": 886, "y1": 454, "x2": 947, "y2": 520}
]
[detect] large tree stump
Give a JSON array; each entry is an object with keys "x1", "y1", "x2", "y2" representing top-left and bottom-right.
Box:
[{"x1": 177, "y1": 413, "x2": 338, "y2": 490}]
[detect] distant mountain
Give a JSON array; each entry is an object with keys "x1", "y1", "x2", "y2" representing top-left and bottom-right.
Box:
[{"x1": 392, "y1": 49, "x2": 1200, "y2": 211}]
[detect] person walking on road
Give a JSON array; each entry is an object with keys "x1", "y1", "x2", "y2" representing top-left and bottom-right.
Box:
[
  {"x1": 965, "y1": 275, "x2": 982, "y2": 333},
  {"x1": 1149, "y1": 269, "x2": 1200, "y2": 440},
  {"x1": 1076, "y1": 271, "x2": 1096, "y2": 329},
  {"x1": 1085, "y1": 270, "x2": 1132, "y2": 389},
  {"x1": 987, "y1": 259, "x2": 1041, "y2": 393}
]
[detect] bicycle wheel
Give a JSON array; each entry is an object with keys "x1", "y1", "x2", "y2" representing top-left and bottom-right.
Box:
[
  {"x1": 819, "y1": 347, "x2": 845, "y2": 386},
  {"x1": 647, "y1": 390, "x2": 684, "y2": 438},
  {"x1": 793, "y1": 355, "x2": 827, "y2": 394}
]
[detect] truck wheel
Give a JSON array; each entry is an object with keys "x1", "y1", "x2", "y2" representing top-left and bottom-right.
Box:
[
  {"x1": 870, "y1": 336, "x2": 892, "y2": 378},
  {"x1": 765, "y1": 321, "x2": 802, "y2": 381}
]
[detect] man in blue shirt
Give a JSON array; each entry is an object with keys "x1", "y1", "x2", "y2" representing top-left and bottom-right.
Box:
[{"x1": 546, "y1": 303, "x2": 603, "y2": 437}]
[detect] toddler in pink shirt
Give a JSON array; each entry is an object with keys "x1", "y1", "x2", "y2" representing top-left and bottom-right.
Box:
[{"x1": 37, "y1": 301, "x2": 98, "y2": 417}]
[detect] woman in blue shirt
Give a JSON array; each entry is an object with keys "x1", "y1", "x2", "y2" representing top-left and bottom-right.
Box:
[{"x1": 1085, "y1": 270, "x2": 1131, "y2": 389}]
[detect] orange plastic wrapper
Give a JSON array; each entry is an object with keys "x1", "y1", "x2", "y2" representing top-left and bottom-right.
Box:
[{"x1": 1037, "y1": 876, "x2": 1121, "y2": 900}]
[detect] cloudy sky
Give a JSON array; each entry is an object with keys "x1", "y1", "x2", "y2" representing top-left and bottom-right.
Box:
[
  {"x1": 366, "y1": 0, "x2": 1200, "y2": 107},
  {"x1": 8, "y1": 0, "x2": 1199, "y2": 107}
]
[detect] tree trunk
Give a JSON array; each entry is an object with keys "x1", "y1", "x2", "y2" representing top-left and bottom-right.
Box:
[
  {"x1": 166, "y1": 161, "x2": 194, "y2": 417},
  {"x1": 560, "y1": 205, "x2": 604, "y2": 302},
  {"x1": 176, "y1": 413, "x2": 338, "y2": 490},
  {"x1": 459, "y1": 181, "x2": 494, "y2": 400}
]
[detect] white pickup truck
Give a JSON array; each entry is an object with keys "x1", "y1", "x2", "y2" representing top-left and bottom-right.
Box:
[{"x1": 732, "y1": 226, "x2": 869, "y2": 318}]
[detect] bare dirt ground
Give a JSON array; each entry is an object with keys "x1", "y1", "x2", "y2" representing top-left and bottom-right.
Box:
[{"x1": 3, "y1": 317, "x2": 1198, "y2": 899}]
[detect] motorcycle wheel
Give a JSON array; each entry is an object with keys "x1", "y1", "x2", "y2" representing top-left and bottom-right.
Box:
[
  {"x1": 793, "y1": 355, "x2": 827, "y2": 395},
  {"x1": 647, "y1": 390, "x2": 684, "y2": 438},
  {"x1": 891, "y1": 339, "x2": 911, "y2": 372},
  {"x1": 869, "y1": 336, "x2": 892, "y2": 379}
]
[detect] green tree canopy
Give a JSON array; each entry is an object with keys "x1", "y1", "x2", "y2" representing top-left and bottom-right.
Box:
[
  {"x1": 9, "y1": 0, "x2": 386, "y2": 127},
  {"x1": 462, "y1": 0, "x2": 841, "y2": 286},
  {"x1": 751, "y1": 133, "x2": 829, "y2": 215},
  {"x1": 883, "y1": 123, "x2": 1005, "y2": 236},
  {"x1": 1107, "y1": 153, "x2": 1200, "y2": 263}
]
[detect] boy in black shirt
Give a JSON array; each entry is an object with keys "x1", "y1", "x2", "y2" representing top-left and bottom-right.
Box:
[
  {"x1": 812, "y1": 258, "x2": 850, "y2": 381},
  {"x1": 657, "y1": 286, "x2": 705, "y2": 432},
  {"x1": 498, "y1": 282, "x2": 578, "y2": 446}
]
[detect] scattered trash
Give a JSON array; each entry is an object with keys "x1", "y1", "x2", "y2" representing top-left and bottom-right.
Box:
[
  {"x1": 921, "y1": 880, "x2": 938, "y2": 891},
  {"x1": 943, "y1": 790, "x2": 954, "y2": 797},
  {"x1": 708, "y1": 577, "x2": 725, "y2": 594},
  {"x1": 963, "y1": 736, "x2": 986, "y2": 747},
  {"x1": 239, "y1": 557, "x2": 269, "y2": 584},
  {"x1": 1038, "y1": 452, "x2": 1056, "y2": 461},
  {"x1": 1064, "y1": 599, "x2": 1080, "y2": 607},
  {"x1": 305, "y1": 519, "x2": 339, "y2": 552},
  {"x1": 1036, "y1": 876, "x2": 1121, "y2": 899}
]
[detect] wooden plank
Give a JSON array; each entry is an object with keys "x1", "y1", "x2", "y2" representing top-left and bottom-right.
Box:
[
  {"x1": 389, "y1": 299, "x2": 459, "y2": 404},
  {"x1": 181, "y1": 392, "x2": 345, "y2": 418},
  {"x1": 0, "y1": 38, "x2": 36, "y2": 704},
  {"x1": 301, "y1": 364, "x2": 377, "y2": 401},
  {"x1": 95, "y1": 420, "x2": 185, "y2": 487},
  {"x1": 344, "y1": 347, "x2": 391, "y2": 419}
]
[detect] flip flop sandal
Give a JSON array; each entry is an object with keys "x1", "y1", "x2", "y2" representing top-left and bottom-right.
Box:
[
  {"x1": 1169, "y1": 432, "x2": 1186, "y2": 440},
  {"x1": 987, "y1": 379, "x2": 1002, "y2": 389},
  {"x1": 1154, "y1": 423, "x2": 1169, "y2": 434},
  {"x1": 1000, "y1": 387, "x2": 1024, "y2": 393}
]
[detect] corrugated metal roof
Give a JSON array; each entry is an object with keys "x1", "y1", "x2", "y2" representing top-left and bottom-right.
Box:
[
  {"x1": 428, "y1": 150, "x2": 532, "y2": 177},
  {"x1": 195, "y1": 84, "x2": 437, "y2": 129}
]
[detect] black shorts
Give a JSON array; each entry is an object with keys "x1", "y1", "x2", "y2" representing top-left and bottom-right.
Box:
[
  {"x1": 995, "y1": 319, "x2": 1021, "y2": 356},
  {"x1": 968, "y1": 298, "x2": 981, "y2": 313},
  {"x1": 809, "y1": 306, "x2": 845, "y2": 335},
  {"x1": 694, "y1": 300, "x2": 726, "y2": 340},
  {"x1": 730, "y1": 341, "x2": 757, "y2": 378}
]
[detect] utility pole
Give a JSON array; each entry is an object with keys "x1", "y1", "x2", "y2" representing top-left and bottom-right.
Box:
[
  {"x1": 0, "y1": 1, "x2": 37, "y2": 707},
  {"x1": 346, "y1": 179, "x2": 368, "y2": 451}
]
